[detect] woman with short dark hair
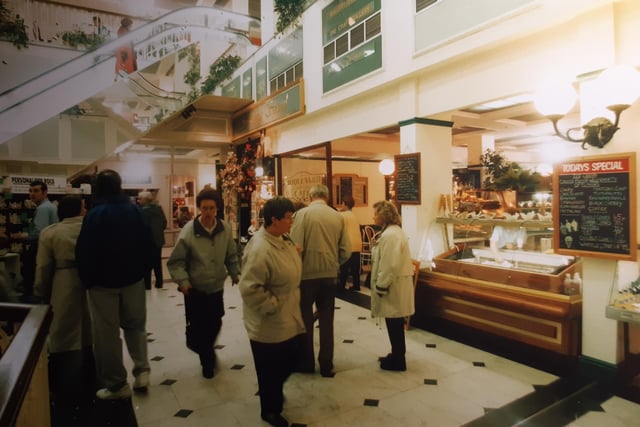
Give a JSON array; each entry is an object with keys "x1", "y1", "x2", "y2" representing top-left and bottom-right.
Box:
[{"x1": 239, "y1": 196, "x2": 304, "y2": 427}]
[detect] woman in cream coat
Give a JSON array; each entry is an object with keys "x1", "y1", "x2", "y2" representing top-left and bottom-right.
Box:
[
  {"x1": 35, "y1": 196, "x2": 94, "y2": 407},
  {"x1": 370, "y1": 200, "x2": 415, "y2": 371},
  {"x1": 239, "y1": 196, "x2": 305, "y2": 427}
]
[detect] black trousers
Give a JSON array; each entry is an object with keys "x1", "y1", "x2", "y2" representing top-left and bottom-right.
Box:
[
  {"x1": 20, "y1": 241, "x2": 37, "y2": 295},
  {"x1": 144, "y1": 247, "x2": 163, "y2": 289},
  {"x1": 299, "y1": 278, "x2": 336, "y2": 371},
  {"x1": 250, "y1": 335, "x2": 302, "y2": 416},
  {"x1": 385, "y1": 317, "x2": 406, "y2": 358},
  {"x1": 184, "y1": 289, "x2": 224, "y2": 367},
  {"x1": 339, "y1": 252, "x2": 361, "y2": 289}
]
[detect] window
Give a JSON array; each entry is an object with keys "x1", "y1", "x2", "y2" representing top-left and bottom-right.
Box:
[
  {"x1": 269, "y1": 61, "x2": 303, "y2": 93},
  {"x1": 416, "y1": 0, "x2": 439, "y2": 13},
  {"x1": 322, "y1": 12, "x2": 381, "y2": 66}
]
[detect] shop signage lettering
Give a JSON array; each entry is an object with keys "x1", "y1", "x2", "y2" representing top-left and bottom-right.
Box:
[
  {"x1": 8, "y1": 175, "x2": 67, "y2": 194},
  {"x1": 554, "y1": 153, "x2": 636, "y2": 260},
  {"x1": 283, "y1": 173, "x2": 326, "y2": 203}
]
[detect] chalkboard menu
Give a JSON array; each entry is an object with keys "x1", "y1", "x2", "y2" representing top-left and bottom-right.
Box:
[
  {"x1": 394, "y1": 153, "x2": 421, "y2": 204},
  {"x1": 553, "y1": 153, "x2": 636, "y2": 260}
]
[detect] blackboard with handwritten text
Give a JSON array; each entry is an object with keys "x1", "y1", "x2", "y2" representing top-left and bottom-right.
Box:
[
  {"x1": 395, "y1": 153, "x2": 421, "y2": 204},
  {"x1": 553, "y1": 153, "x2": 636, "y2": 260}
]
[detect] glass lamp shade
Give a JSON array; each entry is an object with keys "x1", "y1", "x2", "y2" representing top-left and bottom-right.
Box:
[
  {"x1": 595, "y1": 65, "x2": 640, "y2": 108},
  {"x1": 378, "y1": 159, "x2": 395, "y2": 175},
  {"x1": 534, "y1": 83, "x2": 577, "y2": 117}
]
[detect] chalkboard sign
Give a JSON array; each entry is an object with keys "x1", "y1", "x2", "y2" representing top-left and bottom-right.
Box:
[
  {"x1": 553, "y1": 153, "x2": 636, "y2": 260},
  {"x1": 395, "y1": 153, "x2": 421, "y2": 204}
]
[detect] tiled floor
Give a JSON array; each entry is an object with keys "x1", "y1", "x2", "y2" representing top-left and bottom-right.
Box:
[{"x1": 114, "y1": 273, "x2": 640, "y2": 427}]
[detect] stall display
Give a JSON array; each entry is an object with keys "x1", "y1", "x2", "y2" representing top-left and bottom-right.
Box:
[{"x1": 414, "y1": 217, "x2": 583, "y2": 356}]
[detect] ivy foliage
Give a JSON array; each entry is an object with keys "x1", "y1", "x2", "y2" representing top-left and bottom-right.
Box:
[
  {"x1": 180, "y1": 44, "x2": 201, "y2": 103},
  {"x1": 60, "y1": 29, "x2": 108, "y2": 50},
  {"x1": 274, "y1": 0, "x2": 305, "y2": 34},
  {"x1": 200, "y1": 55, "x2": 241, "y2": 95},
  {"x1": 0, "y1": 0, "x2": 28, "y2": 49},
  {"x1": 179, "y1": 44, "x2": 240, "y2": 103}
]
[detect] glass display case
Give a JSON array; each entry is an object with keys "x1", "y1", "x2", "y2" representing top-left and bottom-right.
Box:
[
  {"x1": 606, "y1": 262, "x2": 640, "y2": 324},
  {"x1": 413, "y1": 216, "x2": 583, "y2": 357},
  {"x1": 433, "y1": 217, "x2": 579, "y2": 294}
]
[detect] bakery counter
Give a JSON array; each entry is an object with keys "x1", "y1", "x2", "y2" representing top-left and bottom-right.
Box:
[{"x1": 413, "y1": 247, "x2": 583, "y2": 356}]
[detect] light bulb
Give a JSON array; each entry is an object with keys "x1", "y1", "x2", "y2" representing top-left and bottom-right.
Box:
[{"x1": 378, "y1": 159, "x2": 395, "y2": 175}]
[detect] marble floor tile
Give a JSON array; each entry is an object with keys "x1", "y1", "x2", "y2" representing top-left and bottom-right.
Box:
[{"x1": 114, "y1": 273, "x2": 640, "y2": 427}]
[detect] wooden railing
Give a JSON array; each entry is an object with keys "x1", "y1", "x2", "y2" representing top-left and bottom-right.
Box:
[{"x1": 0, "y1": 304, "x2": 52, "y2": 427}]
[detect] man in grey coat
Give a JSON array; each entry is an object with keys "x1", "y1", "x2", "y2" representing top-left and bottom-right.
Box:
[{"x1": 290, "y1": 184, "x2": 351, "y2": 377}]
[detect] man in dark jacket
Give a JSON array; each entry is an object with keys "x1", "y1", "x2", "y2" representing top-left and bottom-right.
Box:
[
  {"x1": 138, "y1": 190, "x2": 168, "y2": 289},
  {"x1": 76, "y1": 169, "x2": 154, "y2": 400}
]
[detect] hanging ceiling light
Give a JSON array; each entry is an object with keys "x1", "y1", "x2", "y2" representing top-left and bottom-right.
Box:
[{"x1": 534, "y1": 65, "x2": 640, "y2": 149}]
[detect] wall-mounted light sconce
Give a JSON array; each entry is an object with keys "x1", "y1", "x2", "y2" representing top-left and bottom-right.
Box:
[
  {"x1": 378, "y1": 158, "x2": 395, "y2": 175},
  {"x1": 534, "y1": 65, "x2": 640, "y2": 149}
]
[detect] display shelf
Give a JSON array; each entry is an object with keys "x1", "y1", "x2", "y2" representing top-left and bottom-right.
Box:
[{"x1": 606, "y1": 271, "x2": 640, "y2": 325}]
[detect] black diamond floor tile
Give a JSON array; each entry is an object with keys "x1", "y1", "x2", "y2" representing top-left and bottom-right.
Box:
[
  {"x1": 151, "y1": 356, "x2": 164, "y2": 361},
  {"x1": 424, "y1": 379, "x2": 438, "y2": 385},
  {"x1": 160, "y1": 379, "x2": 176, "y2": 386},
  {"x1": 174, "y1": 409, "x2": 193, "y2": 418},
  {"x1": 425, "y1": 343, "x2": 436, "y2": 348},
  {"x1": 473, "y1": 361, "x2": 486, "y2": 367},
  {"x1": 230, "y1": 364, "x2": 245, "y2": 370},
  {"x1": 363, "y1": 398, "x2": 379, "y2": 407},
  {"x1": 343, "y1": 339, "x2": 354, "y2": 343},
  {"x1": 214, "y1": 344, "x2": 225, "y2": 349}
]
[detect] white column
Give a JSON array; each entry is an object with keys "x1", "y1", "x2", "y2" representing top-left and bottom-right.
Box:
[{"x1": 399, "y1": 118, "x2": 453, "y2": 261}]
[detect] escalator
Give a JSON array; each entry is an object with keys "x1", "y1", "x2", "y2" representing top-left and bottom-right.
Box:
[{"x1": 0, "y1": 6, "x2": 260, "y2": 144}]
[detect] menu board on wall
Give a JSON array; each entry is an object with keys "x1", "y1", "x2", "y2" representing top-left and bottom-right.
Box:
[
  {"x1": 553, "y1": 153, "x2": 636, "y2": 260},
  {"x1": 394, "y1": 153, "x2": 421, "y2": 204}
]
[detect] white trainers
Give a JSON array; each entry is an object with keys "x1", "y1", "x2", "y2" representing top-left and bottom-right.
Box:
[
  {"x1": 96, "y1": 384, "x2": 132, "y2": 400},
  {"x1": 133, "y1": 371, "x2": 150, "y2": 392}
]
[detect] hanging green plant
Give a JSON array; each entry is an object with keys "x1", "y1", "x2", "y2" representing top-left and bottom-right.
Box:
[
  {"x1": 200, "y1": 54, "x2": 241, "y2": 96},
  {"x1": 0, "y1": 1, "x2": 28, "y2": 49},
  {"x1": 59, "y1": 29, "x2": 108, "y2": 50},
  {"x1": 179, "y1": 44, "x2": 201, "y2": 103},
  {"x1": 274, "y1": 0, "x2": 305, "y2": 34}
]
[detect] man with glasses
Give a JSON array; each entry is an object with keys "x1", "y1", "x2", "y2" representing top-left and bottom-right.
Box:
[{"x1": 167, "y1": 188, "x2": 240, "y2": 378}]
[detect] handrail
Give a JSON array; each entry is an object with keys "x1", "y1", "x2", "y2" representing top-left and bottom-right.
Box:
[
  {"x1": 0, "y1": 304, "x2": 52, "y2": 427},
  {"x1": 0, "y1": 6, "x2": 260, "y2": 113}
]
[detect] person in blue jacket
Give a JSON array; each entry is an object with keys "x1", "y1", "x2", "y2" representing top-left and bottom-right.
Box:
[{"x1": 76, "y1": 169, "x2": 154, "y2": 400}]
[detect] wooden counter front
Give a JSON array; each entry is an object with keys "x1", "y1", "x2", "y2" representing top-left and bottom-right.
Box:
[{"x1": 413, "y1": 265, "x2": 582, "y2": 356}]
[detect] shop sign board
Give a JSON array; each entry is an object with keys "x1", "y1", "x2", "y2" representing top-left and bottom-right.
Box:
[
  {"x1": 7, "y1": 175, "x2": 67, "y2": 194},
  {"x1": 232, "y1": 80, "x2": 305, "y2": 141},
  {"x1": 283, "y1": 172, "x2": 326, "y2": 204},
  {"x1": 394, "y1": 153, "x2": 421, "y2": 205},
  {"x1": 553, "y1": 153, "x2": 636, "y2": 260}
]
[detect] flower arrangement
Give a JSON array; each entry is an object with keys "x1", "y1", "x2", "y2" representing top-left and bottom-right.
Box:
[
  {"x1": 219, "y1": 152, "x2": 243, "y2": 224},
  {"x1": 237, "y1": 142, "x2": 257, "y2": 200}
]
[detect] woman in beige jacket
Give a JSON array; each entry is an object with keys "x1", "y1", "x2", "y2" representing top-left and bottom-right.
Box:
[
  {"x1": 370, "y1": 200, "x2": 415, "y2": 371},
  {"x1": 239, "y1": 196, "x2": 305, "y2": 427}
]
